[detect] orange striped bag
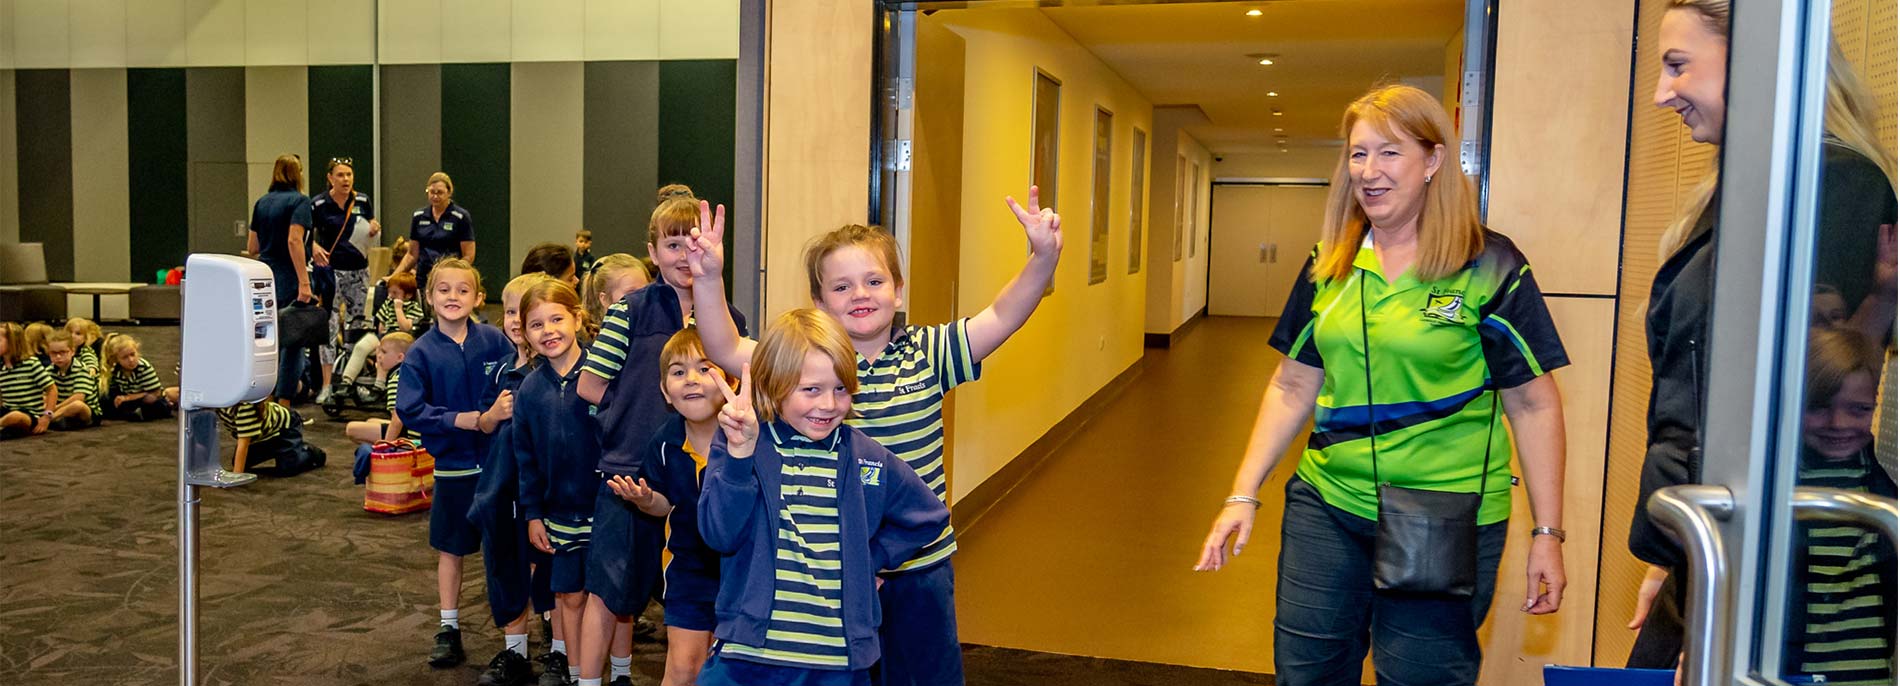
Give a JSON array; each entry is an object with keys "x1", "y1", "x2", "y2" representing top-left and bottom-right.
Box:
[{"x1": 364, "y1": 440, "x2": 435, "y2": 515}]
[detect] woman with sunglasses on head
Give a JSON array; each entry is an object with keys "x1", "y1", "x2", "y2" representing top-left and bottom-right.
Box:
[
  {"x1": 395, "y1": 172, "x2": 478, "y2": 292},
  {"x1": 308, "y1": 156, "x2": 381, "y2": 405}
]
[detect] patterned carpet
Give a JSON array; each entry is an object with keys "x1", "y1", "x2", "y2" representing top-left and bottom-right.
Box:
[{"x1": 2, "y1": 324, "x2": 1273, "y2": 686}]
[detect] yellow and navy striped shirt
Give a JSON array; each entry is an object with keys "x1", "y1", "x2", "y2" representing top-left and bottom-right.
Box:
[
  {"x1": 383, "y1": 368, "x2": 422, "y2": 440},
  {"x1": 49, "y1": 360, "x2": 101, "y2": 415},
  {"x1": 110, "y1": 358, "x2": 164, "y2": 396},
  {"x1": 376, "y1": 298, "x2": 424, "y2": 334},
  {"x1": 75, "y1": 346, "x2": 99, "y2": 373},
  {"x1": 217, "y1": 401, "x2": 294, "y2": 442},
  {"x1": 1790, "y1": 452, "x2": 1895, "y2": 685},
  {"x1": 0, "y1": 357, "x2": 55, "y2": 413},
  {"x1": 721, "y1": 425, "x2": 852, "y2": 669},
  {"x1": 850, "y1": 320, "x2": 979, "y2": 571}
]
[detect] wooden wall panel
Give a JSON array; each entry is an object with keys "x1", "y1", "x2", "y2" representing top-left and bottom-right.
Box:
[
  {"x1": 1488, "y1": 2, "x2": 1633, "y2": 297},
  {"x1": 1479, "y1": 296, "x2": 1615, "y2": 684},
  {"x1": 759, "y1": 0, "x2": 871, "y2": 317}
]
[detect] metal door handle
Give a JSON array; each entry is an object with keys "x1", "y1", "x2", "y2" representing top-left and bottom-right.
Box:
[
  {"x1": 1792, "y1": 487, "x2": 1899, "y2": 541},
  {"x1": 1258, "y1": 243, "x2": 1268, "y2": 263},
  {"x1": 1649, "y1": 484, "x2": 1736, "y2": 686},
  {"x1": 1270, "y1": 244, "x2": 1278, "y2": 263}
]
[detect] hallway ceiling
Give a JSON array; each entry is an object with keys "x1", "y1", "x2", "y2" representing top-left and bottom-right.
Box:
[{"x1": 1038, "y1": 0, "x2": 1465, "y2": 154}]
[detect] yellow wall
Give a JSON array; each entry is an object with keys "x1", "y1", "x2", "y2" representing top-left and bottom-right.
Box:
[
  {"x1": 932, "y1": 8, "x2": 1153, "y2": 502},
  {"x1": 1143, "y1": 107, "x2": 1214, "y2": 335},
  {"x1": 1211, "y1": 149, "x2": 1335, "y2": 180}
]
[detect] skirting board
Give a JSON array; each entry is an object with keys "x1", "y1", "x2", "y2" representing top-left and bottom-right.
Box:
[
  {"x1": 950, "y1": 358, "x2": 1147, "y2": 533},
  {"x1": 1142, "y1": 306, "x2": 1208, "y2": 349}
]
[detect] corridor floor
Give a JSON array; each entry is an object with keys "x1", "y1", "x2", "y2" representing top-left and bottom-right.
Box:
[{"x1": 954, "y1": 316, "x2": 1302, "y2": 676}]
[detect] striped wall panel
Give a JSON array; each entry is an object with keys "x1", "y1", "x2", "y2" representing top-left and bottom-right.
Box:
[
  {"x1": 8, "y1": 59, "x2": 735, "y2": 291},
  {"x1": 440, "y1": 63, "x2": 512, "y2": 297},
  {"x1": 15, "y1": 69, "x2": 74, "y2": 281}
]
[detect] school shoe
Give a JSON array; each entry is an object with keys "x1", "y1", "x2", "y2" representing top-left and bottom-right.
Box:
[
  {"x1": 633, "y1": 616, "x2": 660, "y2": 643},
  {"x1": 429, "y1": 626, "x2": 466, "y2": 668},
  {"x1": 477, "y1": 648, "x2": 534, "y2": 686},
  {"x1": 536, "y1": 652, "x2": 571, "y2": 686}
]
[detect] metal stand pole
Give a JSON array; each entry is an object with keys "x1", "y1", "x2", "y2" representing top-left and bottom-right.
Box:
[{"x1": 177, "y1": 408, "x2": 197, "y2": 686}]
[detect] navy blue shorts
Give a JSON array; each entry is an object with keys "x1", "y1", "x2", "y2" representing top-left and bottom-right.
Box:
[
  {"x1": 875, "y1": 562, "x2": 963, "y2": 686},
  {"x1": 429, "y1": 476, "x2": 482, "y2": 556},
  {"x1": 664, "y1": 596, "x2": 717, "y2": 632},
  {"x1": 552, "y1": 547, "x2": 589, "y2": 594},
  {"x1": 701, "y1": 651, "x2": 869, "y2": 686},
  {"x1": 584, "y1": 481, "x2": 665, "y2": 616},
  {"x1": 480, "y1": 510, "x2": 555, "y2": 626}
]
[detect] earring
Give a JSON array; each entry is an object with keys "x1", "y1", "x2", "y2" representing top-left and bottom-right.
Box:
[{"x1": 1425, "y1": 175, "x2": 1434, "y2": 184}]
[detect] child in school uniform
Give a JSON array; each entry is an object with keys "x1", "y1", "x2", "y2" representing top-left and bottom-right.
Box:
[
  {"x1": 606, "y1": 327, "x2": 729, "y2": 686},
  {"x1": 23, "y1": 322, "x2": 54, "y2": 363},
  {"x1": 395, "y1": 258, "x2": 519, "y2": 669},
  {"x1": 0, "y1": 322, "x2": 57, "y2": 438},
  {"x1": 683, "y1": 187, "x2": 1063, "y2": 685},
  {"x1": 582, "y1": 253, "x2": 650, "y2": 326},
  {"x1": 216, "y1": 397, "x2": 325, "y2": 474},
  {"x1": 513, "y1": 279, "x2": 612, "y2": 686},
  {"x1": 43, "y1": 331, "x2": 101, "y2": 430},
  {"x1": 466, "y1": 272, "x2": 561, "y2": 686},
  {"x1": 341, "y1": 272, "x2": 426, "y2": 393},
  {"x1": 103, "y1": 333, "x2": 179, "y2": 422},
  {"x1": 346, "y1": 333, "x2": 418, "y2": 448},
  {"x1": 65, "y1": 317, "x2": 103, "y2": 371},
  {"x1": 698, "y1": 308, "x2": 950, "y2": 686},
  {"x1": 577, "y1": 192, "x2": 750, "y2": 685}
]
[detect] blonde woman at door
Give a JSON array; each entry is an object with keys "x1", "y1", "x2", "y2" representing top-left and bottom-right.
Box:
[
  {"x1": 1193, "y1": 84, "x2": 1570, "y2": 686},
  {"x1": 1625, "y1": 0, "x2": 1897, "y2": 672}
]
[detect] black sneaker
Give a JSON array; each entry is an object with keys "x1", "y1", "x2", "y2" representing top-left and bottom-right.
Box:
[
  {"x1": 536, "y1": 652, "x2": 571, "y2": 686},
  {"x1": 609, "y1": 676, "x2": 634, "y2": 686},
  {"x1": 632, "y1": 616, "x2": 660, "y2": 643},
  {"x1": 477, "y1": 648, "x2": 534, "y2": 686},
  {"x1": 429, "y1": 626, "x2": 466, "y2": 668}
]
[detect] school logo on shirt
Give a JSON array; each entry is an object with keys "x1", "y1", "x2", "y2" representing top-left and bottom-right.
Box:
[
  {"x1": 895, "y1": 381, "x2": 930, "y2": 395},
  {"x1": 859, "y1": 460, "x2": 883, "y2": 487},
  {"x1": 484, "y1": 361, "x2": 500, "y2": 376},
  {"x1": 1421, "y1": 290, "x2": 1466, "y2": 324}
]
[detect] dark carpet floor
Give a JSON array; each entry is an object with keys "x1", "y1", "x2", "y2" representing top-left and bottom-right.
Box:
[{"x1": 2, "y1": 324, "x2": 1273, "y2": 686}]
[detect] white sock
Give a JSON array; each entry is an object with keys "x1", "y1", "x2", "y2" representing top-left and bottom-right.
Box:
[
  {"x1": 578, "y1": 679, "x2": 602, "y2": 686},
  {"x1": 551, "y1": 639, "x2": 567, "y2": 655},
  {"x1": 440, "y1": 609, "x2": 460, "y2": 630},
  {"x1": 569, "y1": 665, "x2": 581, "y2": 679},
  {"x1": 505, "y1": 633, "x2": 528, "y2": 657},
  {"x1": 610, "y1": 655, "x2": 631, "y2": 678}
]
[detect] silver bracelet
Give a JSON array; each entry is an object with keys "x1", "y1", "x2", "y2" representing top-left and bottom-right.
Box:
[
  {"x1": 1531, "y1": 526, "x2": 1567, "y2": 542},
  {"x1": 1225, "y1": 495, "x2": 1263, "y2": 509}
]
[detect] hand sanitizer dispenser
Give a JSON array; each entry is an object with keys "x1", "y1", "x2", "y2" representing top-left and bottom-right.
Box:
[
  {"x1": 176, "y1": 253, "x2": 277, "y2": 686},
  {"x1": 180, "y1": 254, "x2": 278, "y2": 410}
]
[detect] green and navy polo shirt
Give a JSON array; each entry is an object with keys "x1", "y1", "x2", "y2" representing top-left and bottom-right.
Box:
[
  {"x1": 50, "y1": 360, "x2": 101, "y2": 415},
  {"x1": 110, "y1": 358, "x2": 164, "y2": 397},
  {"x1": 217, "y1": 400, "x2": 293, "y2": 442},
  {"x1": 0, "y1": 357, "x2": 55, "y2": 414},
  {"x1": 1268, "y1": 231, "x2": 1568, "y2": 525},
  {"x1": 721, "y1": 422, "x2": 852, "y2": 669},
  {"x1": 376, "y1": 298, "x2": 424, "y2": 334},
  {"x1": 850, "y1": 320, "x2": 980, "y2": 572},
  {"x1": 1790, "y1": 451, "x2": 1894, "y2": 685}
]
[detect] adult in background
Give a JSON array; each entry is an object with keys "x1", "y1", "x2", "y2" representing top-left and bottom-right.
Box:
[
  {"x1": 247, "y1": 154, "x2": 317, "y2": 401},
  {"x1": 309, "y1": 157, "x2": 380, "y2": 405},
  {"x1": 1193, "y1": 84, "x2": 1570, "y2": 686},
  {"x1": 1625, "y1": 0, "x2": 1897, "y2": 674},
  {"x1": 396, "y1": 172, "x2": 477, "y2": 291}
]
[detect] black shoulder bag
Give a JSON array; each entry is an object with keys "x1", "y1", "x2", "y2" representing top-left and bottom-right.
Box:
[{"x1": 1361, "y1": 274, "x2": 1497, "y2": 598}]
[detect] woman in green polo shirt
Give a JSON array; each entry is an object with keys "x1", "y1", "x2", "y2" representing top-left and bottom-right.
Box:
[{"x1": 1193, "y1": 84, "x2": 1571, "y2": 685}]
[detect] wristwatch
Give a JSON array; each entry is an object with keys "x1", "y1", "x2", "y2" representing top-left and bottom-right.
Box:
[{"x1": 1531, "y1": 526, "x2": 1567, "y2": 542}]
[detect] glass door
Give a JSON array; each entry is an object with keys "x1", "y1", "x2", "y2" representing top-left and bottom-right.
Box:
[{"x1": 1652, "y1": 0, "x2": 1898, "y2": 685}]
